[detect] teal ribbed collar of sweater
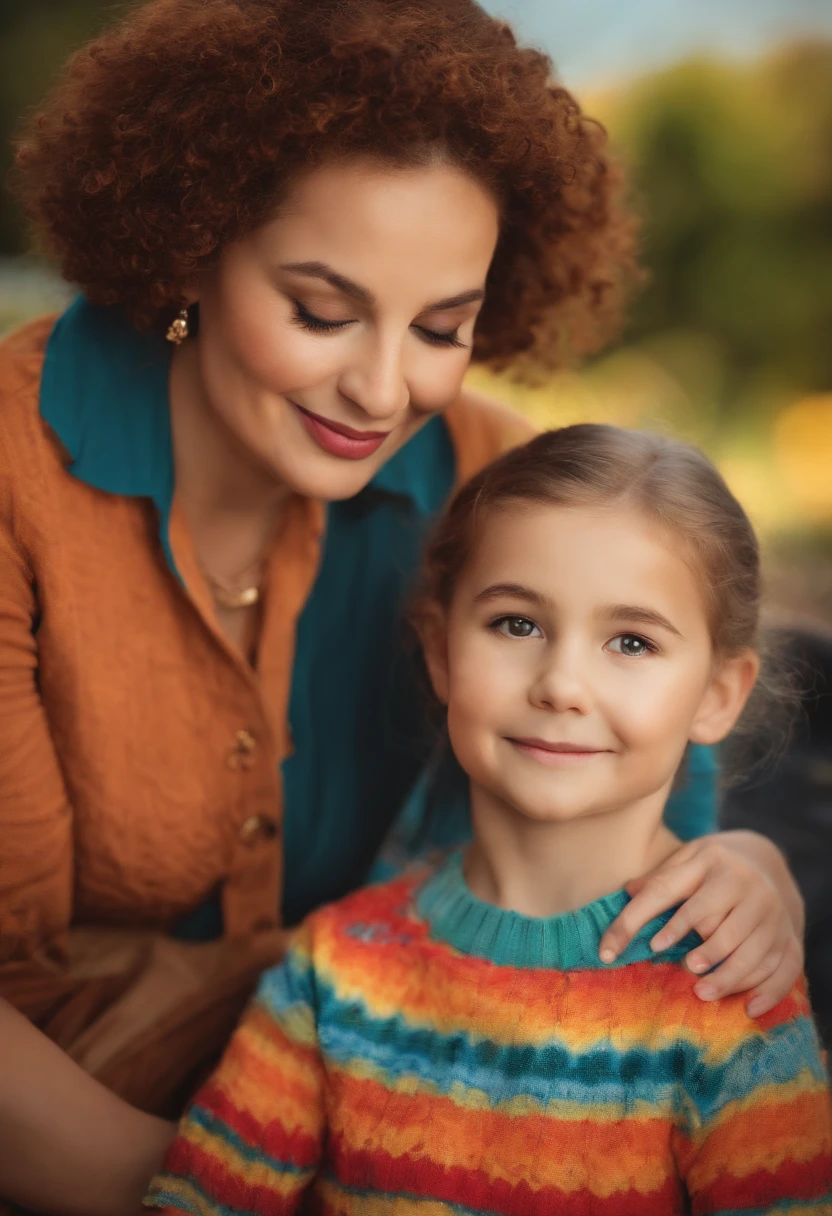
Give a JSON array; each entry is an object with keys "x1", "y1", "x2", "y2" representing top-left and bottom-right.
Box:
[{"x1": 416, "y1": 849, "x2": 701, "y2": 970}]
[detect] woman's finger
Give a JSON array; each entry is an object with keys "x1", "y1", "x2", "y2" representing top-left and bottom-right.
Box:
[
  {"x1": 679, "y1": 888, "x2": 773, "y2": 973},
  {"x1": 646, "y1": 886, "x2": 733, "y2": 954},
  {"x1": 690, "y1": 915, "x2": 789, "y2": 1001},
  {"x1": 745, "y1": 937, "x2": 805, "y2": 1017},
  {"x1": 599, "y1": 854, "x2": 707, "y2": 962}
]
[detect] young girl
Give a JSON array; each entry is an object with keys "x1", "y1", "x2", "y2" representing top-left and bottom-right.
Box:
[{"x1": 144, "y1": 425, "x2": 832, "y2": 1215}]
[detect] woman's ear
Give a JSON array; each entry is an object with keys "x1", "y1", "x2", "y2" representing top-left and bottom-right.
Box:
[
  {"x1": 418, "y1": 607, "x2": 450, "y2": 705},
  {"x1": 689, "y1": 648, "x2": 760, "y2": 746}
]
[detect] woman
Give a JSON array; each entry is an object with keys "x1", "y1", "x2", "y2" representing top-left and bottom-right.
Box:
[{"x1": 0, "y1": 0, "x2": 804, "y2": 1212}]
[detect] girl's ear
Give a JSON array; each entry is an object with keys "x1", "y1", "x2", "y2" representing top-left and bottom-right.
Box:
[
  {"x1": 689, "y1": 648, "x2": 760, "y2": 746},
  {"x1": 418, "y1": 607, "x2": 450, "y2": 705}
]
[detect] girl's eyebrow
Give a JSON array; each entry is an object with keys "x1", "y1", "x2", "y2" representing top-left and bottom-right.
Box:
[
  {"x1": 279, "y1": 260, "x2": 484, "y2": 312},
  {"x1": 474, "y1": 582, "x2": 547, "y2": 606},
  {"x1": 602, "y1": 604, "x2": 684, "y2": 638}
]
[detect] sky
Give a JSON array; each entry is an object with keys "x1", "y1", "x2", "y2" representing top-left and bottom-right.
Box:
[{"x1": 480, "y1": 0, "x2": 832, "y2": 89}]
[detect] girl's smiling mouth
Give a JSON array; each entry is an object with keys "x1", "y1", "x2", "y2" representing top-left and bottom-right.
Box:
[{"x1": 508, "y1": 737, "x2": 611, "y2": 764}]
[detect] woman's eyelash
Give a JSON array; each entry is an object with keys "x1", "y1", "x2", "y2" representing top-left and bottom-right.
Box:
[
  {"x1": 413, "y1": 325, "x2": 467, "y2": 349},
  {"x1": 291, "y1": 300, "x2": 466, "y2": 348},
  {"x1": 291, "y1": 300, "x2": 351, "y2": 333}
]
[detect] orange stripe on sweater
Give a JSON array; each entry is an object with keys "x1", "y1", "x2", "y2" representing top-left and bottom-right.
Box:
[
  {"x1": 211, "y1": 1010, "x2": 323, "y2": 1136},
  {"x1": 310, "y1": 907, "x2": 806, "y2": 1059},
  {"x1": 679, "y1": 1084, "x2": 832, "y2": 1187},
  {"x1": 325, "y1": 1071, "x2": 673, "y2": 1197}
]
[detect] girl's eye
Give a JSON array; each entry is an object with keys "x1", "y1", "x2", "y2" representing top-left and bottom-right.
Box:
[
  {"x1": 608, "y1": 634, "x2": 654, "y2": 658},
  {"x1": 292, "y1": 300, "x2": 353, "y2": 334},
  {"x1": 413, "y1": 325, "x2": 467, "y2": 350},
  {"x1": 493, "y1": 616, "x2": 541, "y2": 639}
]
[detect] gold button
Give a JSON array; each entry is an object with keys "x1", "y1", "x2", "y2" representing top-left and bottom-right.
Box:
[
  {"x1": 239, "y1": 815, "x2": 278, "y2": 845},
  {"x1": 227, "y1": 729, "x2": 257, "y2": 770}
]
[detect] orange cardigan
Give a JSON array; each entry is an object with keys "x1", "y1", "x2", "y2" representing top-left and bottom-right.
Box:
[{"x1": 0, "y1": 315, "x2": 532, "y2": 965}]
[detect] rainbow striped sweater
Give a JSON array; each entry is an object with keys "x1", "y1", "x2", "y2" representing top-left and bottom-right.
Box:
[{"x1": 145, "y1": 851, "x2": 832, "y2": 1215}]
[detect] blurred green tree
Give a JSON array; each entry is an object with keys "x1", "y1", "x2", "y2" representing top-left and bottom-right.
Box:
[{"x1": 602, "y1": 43, "x2": 832, "y2": 425}]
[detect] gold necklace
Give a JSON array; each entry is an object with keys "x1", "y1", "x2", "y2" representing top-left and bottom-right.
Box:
[{"x1": 200, "y1": 558, "x2": 265, "y2": 610}]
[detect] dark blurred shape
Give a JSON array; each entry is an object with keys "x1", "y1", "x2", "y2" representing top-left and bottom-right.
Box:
[
  {"x1": 722, "y1": 626, "x2": 832, "y2": 1048},
  {"x1": 0, "y1": 1, "x2": 135, "y2": 256}
]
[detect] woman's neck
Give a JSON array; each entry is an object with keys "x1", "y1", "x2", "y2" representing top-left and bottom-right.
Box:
[
  {"x1": 169, "y1": 338, "x2": 289, "y2": 529},
  {"x1": 465, "y1": 783, "x2": 680, "y2": 918}
]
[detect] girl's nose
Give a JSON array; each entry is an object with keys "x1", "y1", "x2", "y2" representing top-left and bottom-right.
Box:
[
  {"x1": 528, "y1": 646, "x2": 593, "y2": 716},
  {"x1": 337, "y1": 333, "x2": 410, "y2": 422}
]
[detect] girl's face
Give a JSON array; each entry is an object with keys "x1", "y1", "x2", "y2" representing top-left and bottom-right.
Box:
[
  {"x1": 189, "y1": 158, "x2": 500, "y2": 501},
  {"x1": 427, "y1": 502, "x2": 757, "y2": 825}
]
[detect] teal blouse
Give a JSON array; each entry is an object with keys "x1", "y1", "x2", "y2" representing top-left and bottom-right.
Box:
[{"x1": 40, "y1": 298, "x2": 718, "y2": 933}]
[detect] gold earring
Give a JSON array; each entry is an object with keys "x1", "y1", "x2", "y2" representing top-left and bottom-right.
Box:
[{"x1": 166, "y1": 307, "x2": 189, "y2": 345}]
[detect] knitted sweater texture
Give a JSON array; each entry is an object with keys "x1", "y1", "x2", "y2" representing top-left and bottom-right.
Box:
[{"x1": 146, "y1": 854, "x2": 832, "y2": 1215}]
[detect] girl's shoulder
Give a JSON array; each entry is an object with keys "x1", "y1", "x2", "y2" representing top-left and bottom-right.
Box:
[{"x1": 444, "y1": 387, "x2": 537, "y2": 485}]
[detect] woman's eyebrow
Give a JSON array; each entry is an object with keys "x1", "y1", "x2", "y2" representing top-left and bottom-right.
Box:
[
  {"x1": 279, "y1": 260, "x2": 484, "y2": 312},
  {"x1": 423, "y1": 288, "x2": 485, "y2": 312},
  {"x1": 280, "y1": 261, "x2": 374, "y2": 305}
]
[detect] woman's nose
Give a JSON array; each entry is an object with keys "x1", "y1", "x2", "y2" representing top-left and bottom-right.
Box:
[
  {"x1": 529, "y1": 646, "x2": 593, "y2": 716},
  {"x1": 337, "y1": 333, "x2": 410, "y2": 422}
]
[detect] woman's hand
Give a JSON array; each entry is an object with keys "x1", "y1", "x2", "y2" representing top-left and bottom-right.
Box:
[{"x1": 598, "y1": 831, "x2": 805, "y2": 1017}]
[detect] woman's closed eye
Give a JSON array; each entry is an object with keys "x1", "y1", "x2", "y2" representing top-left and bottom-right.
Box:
[
  {"x1": 491, "y1": 615, "x2": 542, "y2": 639},
  {"x1": 291, "y1": 299, "x2": 352, "y2": 333},
  {"x1": 412, "y1": 324, "x2": 466, "y2": 349},
  {"x1": 291, "y1": 300, "x2": 466, "y2": 348},
  {"x1": 606, "y1": 633, "x2": 656, "y2": 658}
]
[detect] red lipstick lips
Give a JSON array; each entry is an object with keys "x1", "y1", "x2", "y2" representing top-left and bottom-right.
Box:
[{"x1": 293, "y1": 401, "x2": 390, "y2": 461}]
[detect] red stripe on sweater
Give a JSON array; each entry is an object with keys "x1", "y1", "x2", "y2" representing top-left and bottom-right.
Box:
[
  {"x1": 194, "y1": 1084, "x2": 320, "y2": 1170},
  {"x1": 162, "y1": 1138, "x2": 304, "y2": 1215},
  {"x1": 692, "y1": 1149, "x2": 832, "y2": 1209},
  {"x1": 326, "y1": 1136, "x2": 685, "y2": 1216}
]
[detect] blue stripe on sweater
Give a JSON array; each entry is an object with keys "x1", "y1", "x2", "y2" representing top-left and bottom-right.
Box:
[{"x1": 259, "y1": 973, "x2": 823, "y2": 1120}]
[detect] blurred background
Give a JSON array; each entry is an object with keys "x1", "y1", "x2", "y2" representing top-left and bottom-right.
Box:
[{"x1": 1, "y1": 0, "x2": 831, "y2": 1033}]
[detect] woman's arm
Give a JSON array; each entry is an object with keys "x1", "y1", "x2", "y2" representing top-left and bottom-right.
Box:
[
  {"x1": 0, "y1": 1000, "x2": 174, "y2": 1216},
  {"x1": 0, "y1": 512, "x2": 73, "y2": 961},
  {"x1": 0, "y1": 458, "x2": 173, "y2": 1211},
  {"x1": 599, "y1": 831, "x2": 804, "y2": 1016}
]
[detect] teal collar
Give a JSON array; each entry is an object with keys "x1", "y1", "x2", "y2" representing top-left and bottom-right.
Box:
[
  {"x1": 416, "y1": 849, "x2": 701, "y2": 970},
  {"x1": 41, "y1": 297, "x2": 174, "y2": 504},
  {"x1": 40, "y1": 296, "x2": 450, "y2": 535}
]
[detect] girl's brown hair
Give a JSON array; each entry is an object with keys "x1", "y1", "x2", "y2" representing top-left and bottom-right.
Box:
[
  {"x1": 416, "y1": 424, "x2": 793, "y2": 764},
  {"x1": 13, "y1": 0, "x2": 638, "y2": 376},
  {"x1": 421, "y1": 425, "x2": 761, "y2": 653}
]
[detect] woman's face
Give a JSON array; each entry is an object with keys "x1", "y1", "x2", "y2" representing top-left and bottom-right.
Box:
[{"x1": 190, "y1": 158, "x2": 500, "y2": 500}]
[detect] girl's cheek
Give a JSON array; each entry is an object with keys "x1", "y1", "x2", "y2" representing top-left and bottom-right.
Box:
[
  {"x1": 612, "y1": 689, "x2": 702, "y2": 752},
  {"x1": 449, "y1": 643, "x2": 525, "y2": 725}
]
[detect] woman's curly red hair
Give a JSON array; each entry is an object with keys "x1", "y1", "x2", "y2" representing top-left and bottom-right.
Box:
[{"x1": 14, "y1": 0, "x2": 639, "y2": 374}]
